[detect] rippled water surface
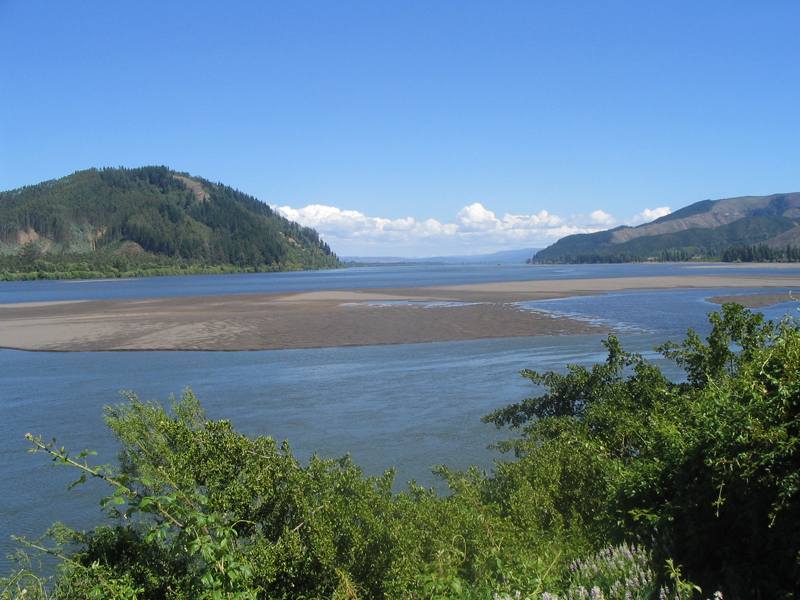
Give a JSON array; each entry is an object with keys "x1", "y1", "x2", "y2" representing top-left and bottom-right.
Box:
[{"x1": 2, "y1": 264, "x2": 798, "y2": 571}]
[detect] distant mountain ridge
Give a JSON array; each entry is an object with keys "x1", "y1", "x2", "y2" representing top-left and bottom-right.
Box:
[
  {"x1": 532, "y1": 192, "x2": 800, "y2": 263},
  {"x1": 343, "y1": 248, "x2": 541, "y2": 265},
  {"x1": 0, "y1": 166, "x2": 340, "y2": 279}
]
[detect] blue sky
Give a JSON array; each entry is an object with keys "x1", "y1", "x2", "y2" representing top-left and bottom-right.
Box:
[{"x1": 1, "y1": 1, "x2": 799, "y2": 256}]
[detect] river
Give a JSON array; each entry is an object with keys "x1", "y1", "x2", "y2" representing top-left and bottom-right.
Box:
[{"x1": 2, "y1": 263, "x2": 798, "y2": 572}]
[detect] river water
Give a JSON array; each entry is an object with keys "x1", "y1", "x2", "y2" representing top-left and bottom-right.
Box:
[{"x1": 2, "y1": 264, "x2": 799, "y2": 571}]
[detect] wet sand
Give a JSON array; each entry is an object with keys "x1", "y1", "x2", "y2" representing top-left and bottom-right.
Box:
[
  {"x1": 1, "y1": 272, "x2": 799, "y2": 351},
  {"x1": 707, "y1": 291, "x2": 799, "y2": 309}
]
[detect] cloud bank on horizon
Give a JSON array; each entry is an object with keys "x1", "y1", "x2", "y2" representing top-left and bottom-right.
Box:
[{"x1": 275, "y1": 202, "x2": 671, "y2": 257}]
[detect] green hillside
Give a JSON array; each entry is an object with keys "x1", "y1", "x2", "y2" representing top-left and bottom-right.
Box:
[
  {"x1": 531, "y1": 192, "x2": 800, "y2": 263},
  {"x1": 647, "y1": 198, "x2": 715, "y2": 224},
  {"x1": 0, "y1": 166, "x2": 341, "y2": 279}
]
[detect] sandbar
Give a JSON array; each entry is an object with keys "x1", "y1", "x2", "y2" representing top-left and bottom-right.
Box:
[
  {"x1": 707, "y1": 291, "x2": 799, "y2": 309},
  {"x1": 1, "y1": 272, "x2": 799, "y2": 352}
]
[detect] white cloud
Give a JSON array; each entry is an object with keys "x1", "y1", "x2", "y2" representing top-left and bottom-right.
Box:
[
  {"x1": 456, "y1": 203, "x2": 500, "y2": 232},
  {"x1": 589, "y1": 209, "x2": 615, "y2": 226},
  {"x1": 626, "y1": 206, "x2": 671, "y2": 225},
  {"x1": 500, "y1": 210, "x2": 564, "y2": 229},
  {"x1": 276, "y1": 204, "x2": 382, "y2": 235},
  {"x1": 274, "y1": 201, "x2": 614, "y2": 257}
]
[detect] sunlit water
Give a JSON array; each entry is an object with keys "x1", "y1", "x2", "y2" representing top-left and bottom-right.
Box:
[{"x1": 2, "y1": 265, "x2": 798, "y2": 572}]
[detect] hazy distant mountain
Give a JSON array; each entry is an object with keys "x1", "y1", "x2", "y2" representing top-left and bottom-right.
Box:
[
  {"x1": 343, "y1": 248, "x2": 541, "y2": 265},
  {"x1": 532, "y1": 192, "x2": 800, "y2": 263},
  {"x1": 0, "y1": 166, "x2": 340, "y2": 278}
]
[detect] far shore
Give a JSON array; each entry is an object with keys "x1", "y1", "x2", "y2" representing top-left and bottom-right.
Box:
[{"x1": 1, "y1": 272, "x2": 799, "y2": 352}]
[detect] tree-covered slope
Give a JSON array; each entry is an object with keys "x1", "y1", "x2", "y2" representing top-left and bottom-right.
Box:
[
  {"x1": 532, "y1": 192, "x2": 800, "y2": 263},
  {"x1": 0, "y1": 166, "x2": 340, "y2": 278}
]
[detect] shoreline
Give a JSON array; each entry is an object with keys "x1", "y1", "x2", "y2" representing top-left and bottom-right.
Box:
[{"x1": 1, "y1": 273, "x2": 798, "y2": 352}]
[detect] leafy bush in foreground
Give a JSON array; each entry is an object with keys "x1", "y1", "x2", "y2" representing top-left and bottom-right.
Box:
[{"x1": 3, "y1": 304, "x2": 798, "y2": 599}]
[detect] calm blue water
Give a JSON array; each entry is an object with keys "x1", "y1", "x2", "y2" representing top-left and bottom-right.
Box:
[
  {"x1": 3, "y1": 262, "x2": 800, "y2": 304},
  {"x1": 2, "y1": 264, "x2": 798, "y2": 572}
]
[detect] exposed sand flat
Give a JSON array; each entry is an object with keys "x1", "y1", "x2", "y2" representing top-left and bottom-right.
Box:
[
  {"x1": 0, "y1": 300, "x2": 89, "y2": 309},
  {"x1": 707, "y1": 291, "x2": 799, "y2": 309},
  {"x1": 0, "y1": 294, "x2": 608, "y2": 351},
  {"x1": 1, "y1": 272, "x2": 798, "y2": 352},
  {"x1": 686, "y1": 262, "x2": 800, "y2": 270},
  {"x1": 431, "y1": 274, "x2": 800, "y2": 296}
]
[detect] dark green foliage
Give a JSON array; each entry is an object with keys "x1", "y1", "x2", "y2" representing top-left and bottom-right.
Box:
[
  {"x1": 0, "y1": 167, "x2": 340, "y2": 278},
  {"x1": 722, "y1": 242, "x2": 800, "y2": 262},
  {"x1": 102, "y1": 394, "x2": 418, "y2": 599},
  {"x1": 532, "y1": 248, "x2": 710, "y2": 264},
  {"x1": 751, "y1": 194, "x2": 793, "y2": 218},
  {"x1": 531, "y1": 215, "x2": 798, "y2": 264},
  {"x1": 486, "y1": 304, "x2": 800, "y2": 598},
  {"x1": 619, "y1": 216, "x2": 795, "y2": 255},
  {"x1": 50, "y1": 524, "x2": 192, "y2": 599},
  {"x1": 531, "y1": 229, "x2": 620, "y2": 263},
  {"x1": 643, "y1": 307, "x2": 800, "y2": 597}
]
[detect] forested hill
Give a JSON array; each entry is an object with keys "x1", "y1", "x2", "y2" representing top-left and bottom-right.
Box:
[
  {"x1": 531, "y1": 191, "x2": 800, "y2": 263},
  {"x1": 0, "y1": 166, "x2": 341, "y2": 279}
]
